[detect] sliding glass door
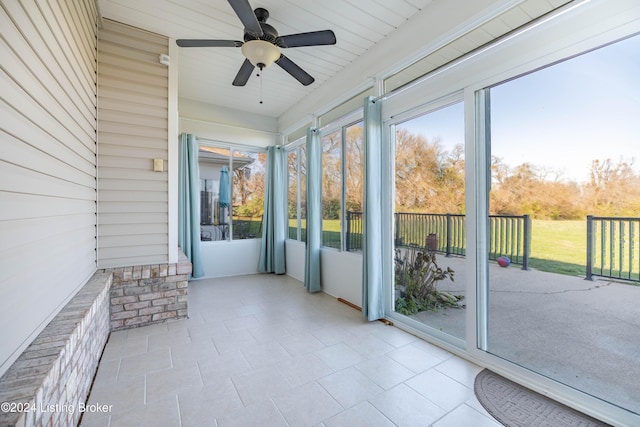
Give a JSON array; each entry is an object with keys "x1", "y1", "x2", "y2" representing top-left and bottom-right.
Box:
[
  {"x1": 484, "y1": 34, "x2": 640, "y2": 415},
  {"x1": 377, "y1": 4, "x2": 639, "y2": 421},
  {"x1": 390, "y1": 99, "x2": 466, "y2": 343}
]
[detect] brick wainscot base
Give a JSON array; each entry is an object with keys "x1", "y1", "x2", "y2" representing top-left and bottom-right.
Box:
[{"x1": 104, "y1": 251, "x2": 192, "y2": 331}]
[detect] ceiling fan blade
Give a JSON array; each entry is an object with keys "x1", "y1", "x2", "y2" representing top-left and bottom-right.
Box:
[
  {"x1": 275, "y1": 55, "x2": 314, "y2": 86},
  {"x1": 277, "y1": 30, "x2": 336, "y2": 48},
  {"x1": 227, "y1": 0, "x2": 263, "y2": 37},
  {"x1": 176, "y1": 39, "x2": 243, "y2": 48},
  {"x1": 233, "y1": 59, "x2": 255, "y2": 86}
]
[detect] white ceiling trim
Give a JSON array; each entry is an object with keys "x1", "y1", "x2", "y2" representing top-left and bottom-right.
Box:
[{"x1": 376, "y1": 0, "x2": 526, "y2": 83}]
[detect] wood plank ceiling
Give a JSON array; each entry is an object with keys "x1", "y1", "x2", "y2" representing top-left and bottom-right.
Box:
[
  {"x1": 98, "y1": 0, "x2": 434, "y2": 118},
  {"x1": 97, "y1": 0, "x2": 570, "y2": 119}
]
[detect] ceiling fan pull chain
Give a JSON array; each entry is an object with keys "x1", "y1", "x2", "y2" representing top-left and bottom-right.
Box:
[{"x1": 259, "y1": 70, "x2": 263, "y2": 104}]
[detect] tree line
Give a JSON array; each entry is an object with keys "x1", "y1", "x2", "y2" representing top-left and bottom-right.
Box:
[
  {"x1": 491, "y1": 157, "x2": 640, "y2": 219},
  {"x1": 288, "y1": 125, "x2": 639, "y2": 220},
  {"x1": 398, "y1": 128, "x2": 640, "y2": 219}
]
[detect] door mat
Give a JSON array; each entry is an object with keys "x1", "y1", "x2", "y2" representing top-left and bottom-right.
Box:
[{"x1": 474, "y1": 369, "x2": 611, "y2": 427}]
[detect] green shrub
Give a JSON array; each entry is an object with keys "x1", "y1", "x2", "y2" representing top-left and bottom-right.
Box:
[{"x1": 394, "y1": 246, "x2": 463, "y2": 314}]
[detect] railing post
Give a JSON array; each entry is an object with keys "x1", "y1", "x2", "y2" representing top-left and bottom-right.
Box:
[
  {"x1": 393, "y1": 212, "x2": 400, "y2": 247},
  {"x1": 618, "y1": 221, "x2": 625, "y2": 280},
  {"x1": 585, "y1": 215, "x2": 594, "y2": 280},
  {"x1": 446, "y1": 214, "x2": 452, "y2": 257},
  {"x1": 631, "y1": 220, "x2": 636, "y2": 281},
  {"x1": 522, "y1": 214, "x2": 531, "y2": 270},
  {"x1": 346, "y1": 211, "x2": 351, "y2": 252}
]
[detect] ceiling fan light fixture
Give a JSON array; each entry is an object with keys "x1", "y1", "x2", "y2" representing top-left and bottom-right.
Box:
[{"x1": 241, "y1": 40, "x2": 280, "y2": 69}]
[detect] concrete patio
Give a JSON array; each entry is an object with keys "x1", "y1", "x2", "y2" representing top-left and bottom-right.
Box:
[{"x1": 412, "y1": 255, "x2": 640, "y2": 415}]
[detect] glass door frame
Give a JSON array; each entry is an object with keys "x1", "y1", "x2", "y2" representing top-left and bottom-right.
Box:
[
  {"x1": 378, "y1": 1, "x2": 640, "y2": 424},
  {"x1": 382, "y1": 93, "x2": 467, "y2": 350}
]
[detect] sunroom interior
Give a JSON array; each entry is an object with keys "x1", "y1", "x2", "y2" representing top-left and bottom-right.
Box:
[{"x1": 2, "y1": 0, "x2": 639, "y2": 426}]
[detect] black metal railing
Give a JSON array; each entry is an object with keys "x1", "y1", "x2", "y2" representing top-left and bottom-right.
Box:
[
  {"x1": 394, "y1": 213, "x2": 466, "y2": 257},
  {"x1": 586, "y1": 216, "x2": 640, "y2": 282},
  {"x1": 488, "y1": 214, "x2": 531, "y2": 269},
  {"x1": 346, "y1": 211, "x2": 363, "y2": 252},
  {"x1": 346, "y1": 211, "x2": 531, "y2": 268},
  {"x1": 200, "y1": 216, "x2": 262, "y2": 241}
]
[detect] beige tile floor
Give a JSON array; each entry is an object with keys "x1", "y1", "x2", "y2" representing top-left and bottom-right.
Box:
[{"x1": 80, "y1": 274, "x2": 501, "y2": 427}]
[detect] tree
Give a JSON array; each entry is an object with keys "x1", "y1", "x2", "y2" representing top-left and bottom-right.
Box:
[
  {"x1": 394, "y1": 129, "x2": 465, "y2": 213},
  {"x1": 345, "y1": 124, "x2": 364, "y2": 212},
  {"x1": 233, "y1": 151, "x2": 266, "y2": 217},
  {"x1": 584, "y1": 158, "x2": 640, "y2": 215},
  {"x1": 321, "y1": 131, "x2": 341, "y2": 219},
  {"x1": 287, "y1": 146, "x2": 308, "y2": 220},
  {"x1": 490, "y1": 159, "x2": 584, "y2": 219}
]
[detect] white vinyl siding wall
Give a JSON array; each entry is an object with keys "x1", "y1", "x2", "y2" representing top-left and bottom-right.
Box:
[
  {"x1": 97, "y1": 19, "x2": 169, "y2": 268},
  {"x1": 0, "y1": 0, "x2": 98, "y2": 376}
]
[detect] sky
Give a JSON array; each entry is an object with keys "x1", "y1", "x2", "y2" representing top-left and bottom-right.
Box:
[{"x1": 398, "y1": 33, "x2": 640, "y2": 183}]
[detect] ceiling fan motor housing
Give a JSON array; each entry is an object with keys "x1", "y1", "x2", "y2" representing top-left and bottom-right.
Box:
[
  {"x1": 254, "y1": 7, "x2": 269, "y2": 22},
  {"x1": 244, "y1": 8, "x2": 279, "y2": 44}
]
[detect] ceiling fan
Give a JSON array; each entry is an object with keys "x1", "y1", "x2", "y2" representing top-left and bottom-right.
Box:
[{"x1": 176, "y1": 0, "x2": 337, "y2": 87}]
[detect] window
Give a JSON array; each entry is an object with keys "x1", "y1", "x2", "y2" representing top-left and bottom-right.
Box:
[
  {"x1": 344, "y1": 122, "x2": 364, "y2": 251},
  {"x1": 286, "y1": 120, "x2": 363, "y2": 251},
  {"x1": 321, "y1": 130, "x2": 341, "y2": 248},
  {"x1": 319, "y1": 120, "x2": 365, "y2": 250},
  {"x1": 198, "y1": 145, "x2": 265, "y2": 241},
  {"x1": 287, "y1": 142, "x2": 306, "y2": 242},
  {"x1": 287, "y1": 150, "x2": 298, "y2": 240},
  {"x1": 232, "y1": 150, "x2": 265, "y2": 239},
  {"x1": 199, "y1": 146, "x2": 230, "y2": 242}
]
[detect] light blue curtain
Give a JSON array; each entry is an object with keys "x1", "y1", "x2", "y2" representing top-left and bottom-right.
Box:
[
  {"x1": 178, "y1": 133, "x2": 205, "y2": 278},
  {"x1": 304, "y1": 128, "x2": 322, "y2": 292},
  {"x1": 258, "y1": 146, "x2": 287, "y2": 274},
  {"x1": 362, "y1": 96, "x2": 384, "y2": 320}
]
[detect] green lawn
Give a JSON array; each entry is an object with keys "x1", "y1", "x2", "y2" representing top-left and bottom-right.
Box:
[
  {"x1": 527, "y1": 220, "x2": 637, "y2": 279},
  {"x1": 288, "y1": 219, "x2": 340, "y2": 247},
  {"x1": 322, "y1": 219, "x2": 341, "y2": 232},
  {"x1": 528, "y1": 219, "x2": 586, "y2": 276}
]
